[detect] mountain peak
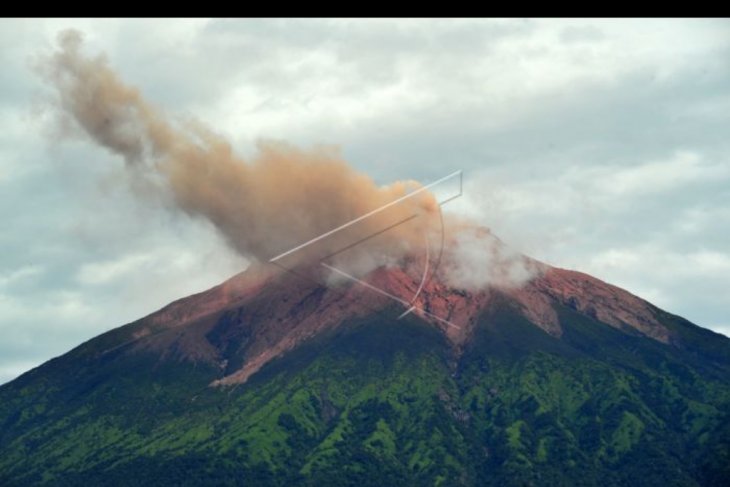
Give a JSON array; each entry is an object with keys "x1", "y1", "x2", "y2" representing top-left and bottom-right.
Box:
[{"x1": 109, "y1": 248, "x2": 673, "y2": 387}]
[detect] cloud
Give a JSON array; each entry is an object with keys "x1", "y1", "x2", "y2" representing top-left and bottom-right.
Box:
[
  {"x1": 75, "y1": 253, "x2": 157, "y2": 286},
  {"x1": 0, "y1": 265, "x2": 44, "y2": 288},
  {"x1": 597, "y1": 151, "x2": 726, "y2": 196},
  {"x1": 439, "y1": 225, "x2": 539, "y2": 290},
  {"x1": 465, "y1": 150, "x2": 728, "y2": 223}
]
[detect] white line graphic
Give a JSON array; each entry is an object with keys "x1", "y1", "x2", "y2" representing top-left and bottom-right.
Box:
[
  {"x1": 321, "y1": 262, "x2": 460, "y2": 329},
  {"x1": 269, "y1": 170, "x2": 462, "y2": 263},
  {"x1": 270, "y1": 169, "x2": 464, "y2": 329}
]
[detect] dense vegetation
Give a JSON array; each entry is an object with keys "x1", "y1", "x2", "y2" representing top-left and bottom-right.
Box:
[{"x1": 1, "y1": 298, "x2": 729, "y2": 486}]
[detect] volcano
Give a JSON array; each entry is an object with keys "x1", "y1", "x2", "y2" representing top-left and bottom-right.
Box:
[{"x1": 1, "y1": 244, "x2": 730, "y2": 486}]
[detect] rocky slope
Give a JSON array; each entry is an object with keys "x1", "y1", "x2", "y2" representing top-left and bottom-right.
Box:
[{"x1": 85, "y1": 257, "x2": 680, "y2": 387}]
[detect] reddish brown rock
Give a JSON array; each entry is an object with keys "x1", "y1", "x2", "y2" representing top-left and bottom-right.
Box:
[{"x1": 113, "y1": 248, "x2": 670, "y2": 387}]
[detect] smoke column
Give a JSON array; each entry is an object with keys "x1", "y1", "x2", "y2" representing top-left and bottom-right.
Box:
[
  {"x1": 39, "y1": 29, "x2": 537, "y2": 289},
  {"x1": 38, "y1": 29, "x2": 439, "y2": 275}
]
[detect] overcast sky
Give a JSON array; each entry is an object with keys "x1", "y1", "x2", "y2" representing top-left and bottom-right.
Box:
[{"x1": 1, "y1": 18, "x2": 729, "y2": 384}]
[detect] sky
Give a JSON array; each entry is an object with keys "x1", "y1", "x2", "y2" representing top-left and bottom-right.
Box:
[{"x1": 1, "y1": 18, "x2": 729, "y2": 384}]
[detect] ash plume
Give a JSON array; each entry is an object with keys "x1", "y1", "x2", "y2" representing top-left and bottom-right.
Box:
[
  {"x1": 38, "y1": 29, "x2": 537, "y2": 289},
  {"x1": 38, "y1": 29, "x2": 438, "y2": 275}
]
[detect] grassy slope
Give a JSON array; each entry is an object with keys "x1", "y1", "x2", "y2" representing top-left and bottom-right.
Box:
[{"x1": 1, "y1": 301, "x2": 730, "y2": 486}]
